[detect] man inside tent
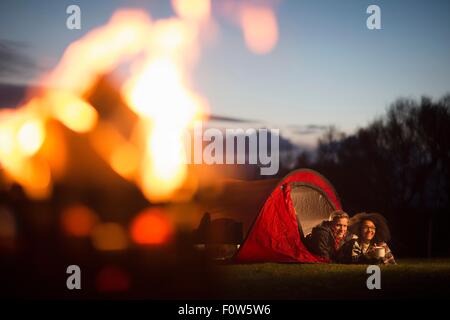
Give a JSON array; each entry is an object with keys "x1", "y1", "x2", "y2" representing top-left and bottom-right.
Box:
[{"x1": 304, "y1": 210, "x2": 351, "y2": 262}]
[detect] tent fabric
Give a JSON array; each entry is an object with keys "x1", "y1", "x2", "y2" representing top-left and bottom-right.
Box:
[
  {"x1": 234, "y1": 169, "x2": 341, "y2": 263},
  {"x1": 195, "y1": 178, "x2": 279, "y2": 238}
]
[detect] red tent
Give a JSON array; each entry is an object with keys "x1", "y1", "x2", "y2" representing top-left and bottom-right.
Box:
[{"x1": 233, "y1": 169, "x2": 341, "y2": 263}]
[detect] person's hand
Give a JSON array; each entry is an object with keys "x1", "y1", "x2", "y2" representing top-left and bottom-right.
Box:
[{"x1": 366, "y1": 247, "x2": 379, "y2": 259}]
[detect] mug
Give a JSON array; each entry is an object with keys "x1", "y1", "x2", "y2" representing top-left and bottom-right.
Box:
[{"x1": 374, "y1": 246, "x2": 386, "y2": 258}]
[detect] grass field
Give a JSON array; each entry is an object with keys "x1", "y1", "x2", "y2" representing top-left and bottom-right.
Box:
[{"x1": 213, "y1": 259, "x2": 450, "y2": 299}]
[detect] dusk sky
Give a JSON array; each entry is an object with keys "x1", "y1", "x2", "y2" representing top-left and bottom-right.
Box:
[{"x1": 1, "y1": 0, "x2": 450, "y2": 139}]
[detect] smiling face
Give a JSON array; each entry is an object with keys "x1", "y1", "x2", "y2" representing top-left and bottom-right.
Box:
[
  {"x1": 361, "y1": 220, "x2": 376, "y2": 242},
  {"x1": 332, "y1": 217, "x2": 348, "y2": 239}
]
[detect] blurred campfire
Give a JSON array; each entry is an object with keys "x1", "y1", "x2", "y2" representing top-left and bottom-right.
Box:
[{"x1": 0, "y1": 0, "x2": 280, "y2": 298}]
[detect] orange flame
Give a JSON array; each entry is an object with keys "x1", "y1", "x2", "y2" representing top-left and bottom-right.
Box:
[
  {"x1": 0, "y1": 3, "x2": 280, "y2": 203},
  {"x1": 0, "y1": 9, "x2": 208, "y2": 202},
  {"x1": 172, "y1": 0, "x2": 211, "y2": 22},
  {"x1": 121, "y1": 16, "x2": 207, "y2": 202}
]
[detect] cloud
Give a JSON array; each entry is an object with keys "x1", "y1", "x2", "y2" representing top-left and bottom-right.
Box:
[
  {"x1": 284, "y1": 124, "x2": 329, "y2": 135},
  {"x1": 208, "y1": 114, "x2": 257, "y2": 123},
  {"x1": 0, "y1": 83, "x2": 29, "y2": 108},
  {"x1": 0, "y1": 39, "x2": 37, "y2": 80}
]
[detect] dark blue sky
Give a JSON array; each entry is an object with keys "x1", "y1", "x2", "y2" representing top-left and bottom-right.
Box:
[{"x1": 1, "y1": 0, "x2": 450, "y2": 135}]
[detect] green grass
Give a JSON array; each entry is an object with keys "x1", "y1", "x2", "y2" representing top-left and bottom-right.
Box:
[{"x1": 214, "y1": 259, "x2": 450, "y2": 299}]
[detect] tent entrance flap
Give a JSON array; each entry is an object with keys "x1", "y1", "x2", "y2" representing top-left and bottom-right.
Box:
[{"x1": 290, "y1": 184, "x2": 336, "y2": 236}]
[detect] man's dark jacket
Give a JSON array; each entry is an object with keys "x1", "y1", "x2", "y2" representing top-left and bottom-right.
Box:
[{"x1": 304, "y1": 220, "x2": 351, "y2": 261}]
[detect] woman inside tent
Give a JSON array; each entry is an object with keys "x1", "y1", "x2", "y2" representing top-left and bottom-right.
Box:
[{"x1": 337, "y1": 212, "x2": 396, "y2": 265}]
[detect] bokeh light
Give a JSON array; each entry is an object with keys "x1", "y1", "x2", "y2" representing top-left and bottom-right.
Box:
[
  {"x1": 91, "y1": 222, "x2": 128, "y2": 251},
  {"x1": 240, "y1": 4, "x2": 278, "y2": 54},
  {"x1": 130, "y1": 208, "x2": 173, "y2": 245},
  {"x1": 96, "y1": 265, "x2": 130, "y2": 293},
  {"x1": 60, "y1": 204, "x2": 99, "y2": 237}
]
